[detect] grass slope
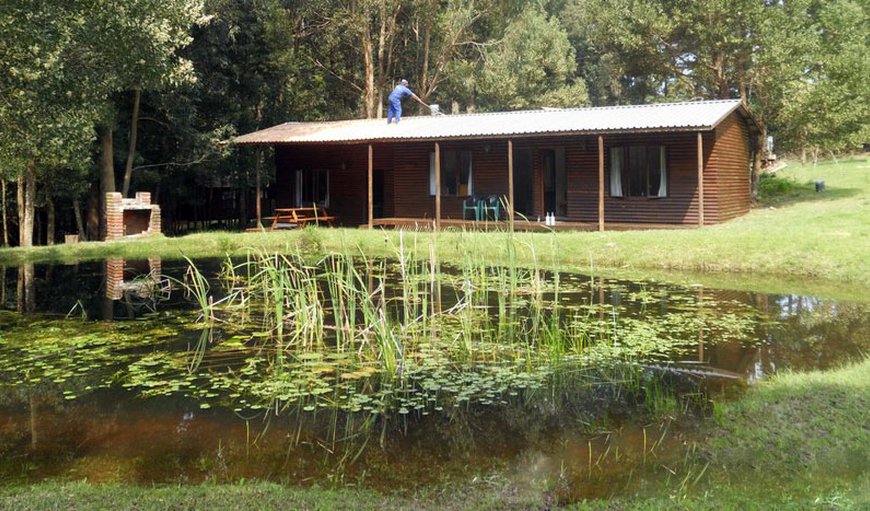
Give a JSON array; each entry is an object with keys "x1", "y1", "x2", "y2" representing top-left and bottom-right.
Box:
[{"x1": 0, "y1": 159, "x2": 867, "y2": 299}]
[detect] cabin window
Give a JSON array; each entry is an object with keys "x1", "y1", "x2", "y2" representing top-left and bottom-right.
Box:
[
  {"x1": 429, "y1": 150, "x2": 472, "y2": 196},
  {"x1": 295, "y1": 169, "x2": 329, "y2": 207},
  {"x1": 609, "y1": 146, "x2": 667, "y2": 198}
]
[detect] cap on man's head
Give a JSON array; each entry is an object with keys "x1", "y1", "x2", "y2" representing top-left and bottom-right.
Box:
[{"x1": 401, "y1": 79, "x2": 408, "y2": 86}]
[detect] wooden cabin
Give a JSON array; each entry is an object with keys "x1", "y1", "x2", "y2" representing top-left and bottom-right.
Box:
[{"x1": 235, "y1": 99, "x2": 758, "y2": 230}]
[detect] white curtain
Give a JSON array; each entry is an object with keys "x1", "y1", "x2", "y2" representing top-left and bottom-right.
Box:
[
  {"x1": 429, "y1": 150, "x2": 473, "y2": 196},
  {"x1": 609, "y1": 147, "x2": 623, "y2": 197},
  {"x1": 429, "y1": 152, "x2": 436, "y2": 195},
  {"x1": 657, "y1": 146, "x2": 667, "y2": 197},
  {"x1": 462, "y1": 151, "x2": 473, "y2": 196}
]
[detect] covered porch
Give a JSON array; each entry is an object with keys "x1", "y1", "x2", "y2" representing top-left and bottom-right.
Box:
[{"x1": 310, "y1": 131, "x2": 712, "y2": 230}]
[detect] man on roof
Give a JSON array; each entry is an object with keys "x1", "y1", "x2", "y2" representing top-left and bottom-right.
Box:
[{"x1": 387, "y1": 79, "x2": 427, "y2": 124}]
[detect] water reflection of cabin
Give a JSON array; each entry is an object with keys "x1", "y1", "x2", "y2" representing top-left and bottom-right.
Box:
[{"x1": 235, "y1": 99, "x2": 757, "y2": 230}]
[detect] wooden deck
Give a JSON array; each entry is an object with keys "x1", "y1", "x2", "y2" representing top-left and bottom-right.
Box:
[{"x1": 366, "y1": 217, "x2": 693, "y2": 232}]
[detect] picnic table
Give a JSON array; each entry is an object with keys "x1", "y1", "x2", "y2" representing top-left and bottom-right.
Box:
[{"x1": 264, "y1": 207, "x2": 336, "y2": 230}]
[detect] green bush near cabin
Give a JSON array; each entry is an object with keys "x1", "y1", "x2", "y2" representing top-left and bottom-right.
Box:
[{"x1": 758, "y1": 171, "x2": 798, "y2": 201}]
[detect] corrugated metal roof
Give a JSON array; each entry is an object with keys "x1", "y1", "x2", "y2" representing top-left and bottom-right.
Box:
[{"x1": 235, "y1": 99, "x2": 748, "y2": 145}]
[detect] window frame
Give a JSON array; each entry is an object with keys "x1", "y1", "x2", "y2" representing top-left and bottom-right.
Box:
[
  {"x1": 429, "y1": 149, "x2": 473, "y2": 197},
  {"x1": 609, "y1": 145, "x2": 668, "y2": 199},
  {"x1": 295, "y1": 168, "x2": 330, "y2": 208}
]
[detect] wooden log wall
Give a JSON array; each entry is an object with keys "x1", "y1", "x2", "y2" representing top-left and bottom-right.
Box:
[
  {"x1": 390, "y1": 140, "x2": 511, "y2": 219},
  {"x1": 707, "y1": 113, "x2": 752, "y2": 222},
  {"x1": 385, "y1": 134, "x2": 708, "y2": 225}
]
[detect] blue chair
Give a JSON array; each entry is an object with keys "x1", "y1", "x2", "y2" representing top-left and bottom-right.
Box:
[
  {"x1": 481, "y1": 195, "x2": 501, "y2": 221},
  {"x1": 462, "y1": 194, "x2": 482, "y2": 221}
]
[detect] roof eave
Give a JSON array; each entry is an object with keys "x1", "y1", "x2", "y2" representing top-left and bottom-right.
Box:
[{"x1": 233, "y1": 125, "x2": 721, "y2": 146}]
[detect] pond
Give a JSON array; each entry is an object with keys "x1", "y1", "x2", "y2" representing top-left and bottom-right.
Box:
[{"x1": 0, "y1": 252, "x2": 867, "y2": 502}]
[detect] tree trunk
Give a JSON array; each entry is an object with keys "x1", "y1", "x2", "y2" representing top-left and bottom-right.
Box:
[
  {"x1": 99, "y1": 126, "x2": 115, "y2": 240},
  {"x1": 710, "y1": 51, "x2": 730, "y2": 99},
  {"x1": 17, "y1": 174, "x2": 24, "y2": 247},
  {"x1": 1, "y1": 179, "x2": 7, "y2": 247},
  {"x1": 17, "y1": 161, "x2": 36, "y2": 247},
  {"x1": 751, "y1": 125, "x2": 766, "y2": 202},
  {"x1": 420, "y1": 16, "x2": 431, "y2": 94},
  {"x1": 255, "y1": 147, "x2": 263, "y2": 226},
  {"x1": 73, "y1": 197, "x2": 87, "y2": 241},
  {"x1": 121, "y1": 89, "x2": 141, "y2": 197},
  {"x1": 253, "y1": 101, "x2": 264, "y2": 226},
  {"x1": 239, "y1": 177, "x2": 248, "y2": 228},
  {"x1": 46, "y1": 196, "x2": 55, "y2": 245},
  {"x1": 362, "y1": 24, "x2": 375, "y2": 118},
  {"x1": 86, "y1": 186, "x2": 100, "y2": 241},
  {"x1": 375, "y1": 0, "x2": 388, "y2": 119},
  {"x1": 24, "y1": 162, "x2": 36, "y2": 247}
]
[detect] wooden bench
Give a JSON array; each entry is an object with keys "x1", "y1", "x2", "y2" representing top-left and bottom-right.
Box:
[
  {"x1": 270, "y1": 207, "x2": 335, "y2": 230},
  {"x1": 245, "y1": 208, "x2": 336, "y2": 231}
]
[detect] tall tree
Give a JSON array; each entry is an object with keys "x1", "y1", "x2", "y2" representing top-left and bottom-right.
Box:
[
  {"x1": 476, "y1": 6, "x2": 588, "y2": 110},
  {"x1": 0, "y1": 0, "x2": 104, "y2": 246},
  {"x1": 90, "y1": 0, "x2": 208, "y2": 203},
  {"x1": 560, "y1": 0, "x2": 868, "y2": 197}
]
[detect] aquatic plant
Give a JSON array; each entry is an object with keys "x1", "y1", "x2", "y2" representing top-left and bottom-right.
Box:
[{"x1": 130, "y1": 232, "x2": 761, "y2": 420}]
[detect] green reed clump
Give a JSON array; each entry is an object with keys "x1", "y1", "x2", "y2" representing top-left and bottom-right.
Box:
[
  {"x1": 170, "y1": 230, "x2": 711, "y2": 418},
  {"x1": 200, "y1": 233, "x2": 612, "y2": 370}
]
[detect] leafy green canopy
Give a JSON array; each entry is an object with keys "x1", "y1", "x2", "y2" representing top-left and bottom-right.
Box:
[
  {"x1": 562, "y1": 0, "x2": 869, "y2": 153},
  {"x1": 0, "y1": 0, "x2": 207, "y2": 171},
  {"x1": 477, "y1": 6, "x2": 588, "y2": 110}
]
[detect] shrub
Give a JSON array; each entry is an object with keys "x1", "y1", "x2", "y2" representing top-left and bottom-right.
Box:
[{"x1": 758, "y1": 172, "x2": 795, "y2": 202}]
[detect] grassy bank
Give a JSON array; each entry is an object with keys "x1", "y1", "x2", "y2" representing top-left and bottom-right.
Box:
[
  {"x1": 3, "y1": 358, "x2": 869, "y2": 510},
  {"x1": 0, "y1": 158, "x2": 867, "y2": 299}
]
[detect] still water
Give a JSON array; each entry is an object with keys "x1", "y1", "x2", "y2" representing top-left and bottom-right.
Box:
[{"x1": 0, "y1": 257, "x2": 866, "y2": 500}]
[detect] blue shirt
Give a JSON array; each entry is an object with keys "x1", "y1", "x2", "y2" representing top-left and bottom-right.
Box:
[{"x1": 388, "y1": 84, "x2": 413, "y2": 103}]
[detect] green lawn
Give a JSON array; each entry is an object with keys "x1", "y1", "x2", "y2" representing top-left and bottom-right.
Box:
[{"x1": 1, "y1": 158, "x2": 868, "y2": 300}]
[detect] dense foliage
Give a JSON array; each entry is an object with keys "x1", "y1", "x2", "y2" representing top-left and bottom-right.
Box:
[{"x1": 0, "y1": 0, "x2": 867, "y2": 246}]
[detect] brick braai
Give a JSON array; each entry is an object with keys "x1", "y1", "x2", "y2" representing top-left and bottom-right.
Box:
[{"x1": 105, "y1": 192, "x2": 161, "y2": 240}]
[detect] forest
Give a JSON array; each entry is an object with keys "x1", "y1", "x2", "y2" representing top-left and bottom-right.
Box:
[{"x1": 1, "y1": 0, "x2": 867, "y2": 247}]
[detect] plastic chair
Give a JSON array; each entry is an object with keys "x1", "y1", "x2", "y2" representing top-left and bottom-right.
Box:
[
  {"x1": 462, "y1": 194, "x2": 482, "y2": 221},
  {"x1": 481, "y1": 195, "x2": 501, "y2": 221}
]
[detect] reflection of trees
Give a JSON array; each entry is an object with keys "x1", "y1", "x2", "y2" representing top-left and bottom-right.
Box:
[
  {"x1": 761, "y1": 295, "x2": 870, "y2": 370},
  {"x1": 0, "y1": 384, "x2": 69, "y2": 456},
  {"x1": 16, "y1": 263, "x2": 35, "y2": 313}
]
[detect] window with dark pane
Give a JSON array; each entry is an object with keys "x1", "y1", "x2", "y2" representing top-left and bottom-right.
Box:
[
  {"x1": 429, "y1": 150, "x2": 473, "y2": 196},
  {"x1": 609, "y1": 145, "x2": 667, "y2": 198},
  {"x1": 295, "y1": 169, "x2": 329, "y2": 207}
]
